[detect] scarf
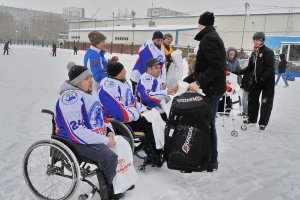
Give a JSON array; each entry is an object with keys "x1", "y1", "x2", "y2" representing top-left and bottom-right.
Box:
[{"x1": 253, "y1": 43, "x2": 264, "y2": 52}]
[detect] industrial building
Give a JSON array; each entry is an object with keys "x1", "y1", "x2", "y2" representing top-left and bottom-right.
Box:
[{"x1": 67, "y1": 12, "x2": 300, "y2": 53}]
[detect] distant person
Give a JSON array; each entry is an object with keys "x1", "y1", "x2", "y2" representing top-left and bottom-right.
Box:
[
  {"x1": 239, "y1": 32, "x2": 275, "y2": 131},
  {"x1": 162, "y1": 33, "x2": 174, "y2": 72},
  {"x1": 73, "y1": 45, "x2": 78, "y2": 55},
  {"x1": 226, "y1": 46, "x2": 242, "y2": 84},
  {"x1": 187, "y1": 53, "x2": 197, "y2": 75},
  {"x1": 3, "y1": 41, "x2": 9, "y2": 55},
  {"x1": 239, "y1": 48, "x2": 249, "y2": 59},
  {"x1": 275, "y1": 53, "x2": 289, "y2": 87},
  {"x1": 52, "y1": 43, "x2": 57, "y2": 57},
  {"x1": 130, "y1": 31, "x2": 165, "y2": 94},
  {"x1": 84, "y1": 31, "x2": 118, "y2": 91}
]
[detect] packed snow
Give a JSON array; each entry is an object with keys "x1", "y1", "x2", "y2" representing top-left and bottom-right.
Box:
[{"x1": 0, "y1": 45, "x2": 300, "y2": 200}]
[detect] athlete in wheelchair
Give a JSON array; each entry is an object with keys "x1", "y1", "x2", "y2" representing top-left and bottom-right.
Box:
[
  {"x1": 99, "y1": 62, "x2": 164, "y2": 171},
  {"x1": 23, "y1": 63, "x2": 135, "y2": 200}
]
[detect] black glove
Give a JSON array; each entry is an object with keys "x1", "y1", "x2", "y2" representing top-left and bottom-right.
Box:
[{"x1": 183, "y1": 73, "x2": 196, "y2": 84}]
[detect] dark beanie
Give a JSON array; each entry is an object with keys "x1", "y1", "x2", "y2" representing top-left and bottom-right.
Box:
[
  {"x1": 67, "y1": 62, "x2": 90, "y2": 85},
  {"x1": 198, "y1": 11, "x2": 215, "y2": 26},
  {"x1": 152, "y1": 31, "x2": 164, "y2": 40},
  {"x1": 88, "y1": 31, "x2": 106, "y2": 46},
  {"x1": 107, "y1": 62, "x2": 124, "y2": 77}
]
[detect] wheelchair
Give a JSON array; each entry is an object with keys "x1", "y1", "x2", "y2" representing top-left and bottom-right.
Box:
[{"x1": 22, "y1": 109, "x2": 135, "y2": 200}]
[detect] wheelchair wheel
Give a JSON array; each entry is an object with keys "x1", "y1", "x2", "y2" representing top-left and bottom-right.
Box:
[
  {"x1": 109, "y1": 119, "x2": 135, "y2": 152},
  {"x1": 23, "y1": 139, "x2": 81, "y2": 200}
]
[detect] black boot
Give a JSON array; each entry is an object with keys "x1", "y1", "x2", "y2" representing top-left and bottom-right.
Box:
[
  {"x1": 108, "y1": 184, "x2": 125, "y2": 200},
  {"x1": 207, "y1": 162, "x2": 218, "y2": 172},
  {"x1": 96, "y1": 170, "x2": 110, "y2": 200},
  {"x1": 110, "y1": 193, "x2": 124, "y2": 200}
]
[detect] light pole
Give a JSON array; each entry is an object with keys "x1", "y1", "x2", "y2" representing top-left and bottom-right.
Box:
[
  {"x1": 149, "y1": 0, "x2": 154, "y2": 26},
  {"x1": 15, "y1": 30, "x2": 18, "y2": 44},
  {"x1": 111, "y1": 12, "x2": 115, "y2": 53},
  {"x1": 78, "y1": 18, "x2": 80, "y2": 50},
  {"x1": 241, "y1": 2, "x2": 250, "y2": 50},
  {"x1": 131, "y1": 10, "x2": 136, "y2": 55}
]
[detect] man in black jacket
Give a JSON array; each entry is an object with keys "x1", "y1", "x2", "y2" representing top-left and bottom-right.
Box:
[
  {"x1": 275, "y1": 53, "x2": 289, "y2": 87},
  {"x1": 3, "y1": 41, "x2": 9, "y2": 55},
  {"x1": 184, "y1": 11, "x2": 226, "y2": 172},
  {"x1": 240, "y1": 32, "x2": 275, "y2": 130}
]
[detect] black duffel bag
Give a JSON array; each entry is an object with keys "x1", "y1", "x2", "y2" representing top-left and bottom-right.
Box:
[{"x1": 164, "y1": 91, "x2": 212, "y2": 172}]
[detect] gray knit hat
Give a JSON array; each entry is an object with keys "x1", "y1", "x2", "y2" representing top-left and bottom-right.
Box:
[
  {"x1": 67, "y1": 62, "x2": 91, "y2": 86},
  {"x1": 88, "y1": 31, "x2": 106, "y2": 46}
]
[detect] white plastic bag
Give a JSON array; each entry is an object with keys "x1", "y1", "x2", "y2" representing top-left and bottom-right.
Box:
[
  {"x1": 111, "y1": 136, "x2": 138, "y2": 194},
  {"x1": 166, "y1": 49, "x2": 183, "y2": 89},
  {"x1": 142, "y1": 109, "x2": 166, "y2": 149}
]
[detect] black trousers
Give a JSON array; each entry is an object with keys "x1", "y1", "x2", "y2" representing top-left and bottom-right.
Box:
[
  {"x1": 248, "y1": 77, "x2": 275, "y2": 126},
  {"x1": 3, "y1": 49, "x2": 9, "y2": 55},
  {"x1": 127, "y1": 117, "x2": 159, "y2": 156}
]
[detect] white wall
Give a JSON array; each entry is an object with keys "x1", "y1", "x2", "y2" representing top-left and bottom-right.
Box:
[{"x1": 69, "y1": 13, "x2": 300, "y2": 50}]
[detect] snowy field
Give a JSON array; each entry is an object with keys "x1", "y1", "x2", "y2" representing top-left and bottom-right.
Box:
[{"x1": 0, "y1": 45, "x2": 300, "y2": 200}]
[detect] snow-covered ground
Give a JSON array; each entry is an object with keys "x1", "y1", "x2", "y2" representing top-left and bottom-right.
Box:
[{"x1": 0, "y1": 45, "x2": 300, "y2": 200}]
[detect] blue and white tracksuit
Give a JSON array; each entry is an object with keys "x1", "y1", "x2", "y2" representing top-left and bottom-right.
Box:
[
  {"x1": 55, "y1": 81, "x2": 113, "y2": 144},
  {"x1": 130, "y1": 40, "x2": 165, "y2": 84},
  {"x1": 84, "y1": 46, "x2": 108, "y2": 90},
  {"x1": 55, "y1": 81, "x2": 117, "y2": 186},
  {"x1": 99, "y1": 77, "x2": 147, "y2": 123},
  {"x1": 99, "y1": 77, "x2": 160, "y2": 155},
  {"x1": 137, "y1": 73, "x2": 167, "y2": 113}
]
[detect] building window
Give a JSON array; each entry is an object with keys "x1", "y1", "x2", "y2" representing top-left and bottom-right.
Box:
[
  {"x1": 289, "y1": 44, "x2": 300, "y2": 62},
  {"x1": 114, "y1": 36, "x2": 128, "y2": 41},
  {"x1": 282, "y1": 45, "x2": 288, "y2": 55}
]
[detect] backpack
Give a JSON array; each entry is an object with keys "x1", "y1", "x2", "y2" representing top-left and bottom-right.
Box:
[{"x1": 164, "y1": 92, "x2": 212, "y2": 172}]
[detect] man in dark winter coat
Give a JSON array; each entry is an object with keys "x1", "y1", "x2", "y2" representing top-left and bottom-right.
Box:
[
  {"x1": 240, "y1": 32, "x2": 275, "y2": 130},
  {"x1": 184, "y1": 11, "x2": 226, "y2": 172},
  {"x1": 73, "y1": 45, "x2": 78, "y2": 55},
  {"x1": 52, "y1": 43, "x2": 57, "y2": 57},
  {"x1": 3, "y1": 41, "x2": 9, "y2": 55},
  {"x1": 275, "y1": 53, "x2": 289, "y2": 87}
]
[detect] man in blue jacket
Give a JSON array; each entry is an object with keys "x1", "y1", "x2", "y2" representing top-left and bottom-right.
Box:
[{"x1": 84, "y1": 31, "x2": 118, "y2": 91}]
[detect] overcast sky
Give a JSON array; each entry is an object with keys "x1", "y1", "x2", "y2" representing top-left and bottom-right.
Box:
[{"x1": 2, "y1": 0, "x2": 300, "y2": 19}]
